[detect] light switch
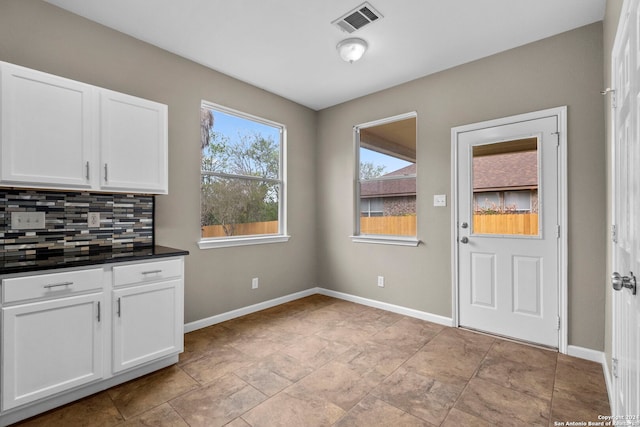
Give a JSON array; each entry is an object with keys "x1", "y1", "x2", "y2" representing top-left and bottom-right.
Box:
[
  {"x1": 11, "y1": 212, "x2": 46, "y2": 230},
  {"x1": 433, "y1": 194, "x2": 447, "y2": 207}
]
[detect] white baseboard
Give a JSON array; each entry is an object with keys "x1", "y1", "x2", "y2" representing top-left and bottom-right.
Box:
[
  {"x1": 184, "y1": 287, "x2": 453, "y2": 333},
  {"x1": 184, "y1": 290, "x2": 602, "y2": 367},
  {"x1": 567, "y1": 345, "x2": 614, "y2": 412},
  {"x1": 316, "y1": 288, "x2": 454, "y2": 327},
  {"x1": 601, "y1": 353, "x2": 615, "y2": 414},
  {"x1": 567, "y1": 345, "x2": 605, "y2": 364},
  {"x1": 183, "y1": 288, "x2": 317, "y2": 333}
]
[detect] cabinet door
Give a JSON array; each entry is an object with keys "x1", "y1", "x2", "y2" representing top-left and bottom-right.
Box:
[
  {"x1": 100, "y1": 90, "x2": 168, "y2": 194},
  {"x1": 112, "y1": 279, "x2": 182, "y2": 373},
  {"x1": 2, "y1": 293, "x2": 104, "y2": 410},
  {"x1": 0, "y1": 62, "x2": 93, "y2": 189}
]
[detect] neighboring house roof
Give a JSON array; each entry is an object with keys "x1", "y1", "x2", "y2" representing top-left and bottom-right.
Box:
[
  {"x1": 361, "y1": 164, "x2": 416, "y2": 198},
  {"x1": 361, "y1": 151, "x2": 536, "y2": 199},
  {"x1": 473, "y1": 151, "x2": 537, "y2": 191}
]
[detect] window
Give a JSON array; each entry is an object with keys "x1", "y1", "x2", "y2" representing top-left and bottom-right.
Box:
[
  {"x1": 354, "y1": 112, "x2": 418, "y2": 246},
  {"x1": 360, "y1": 198, "x2": 384, "y2": 217},
  {"x1": 471, "y1": 139, "x2": 539, "y2": 236},
  {"x1": 199, "y1": 101, "x2": 288, "y2": 249},
  {"x1": 474, "y1": 192, "x2": 501, "y2": 212},
  {"x1": 504, "y1": 190, "x2": 532, "y2": 212}
]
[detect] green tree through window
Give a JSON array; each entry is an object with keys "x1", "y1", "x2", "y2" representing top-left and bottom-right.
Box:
[{"x1": 200, "y1": 103, "x2": 284, "y2": 238}]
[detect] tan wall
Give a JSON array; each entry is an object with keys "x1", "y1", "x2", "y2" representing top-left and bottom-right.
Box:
[
  {"x1": 0, "y1": 1, "x2": 608, "y2": 351},
  {"x1": 604, "y1": 0, "x2": 625, "y2": 370},
  {"x1": 317, "y1": 23, "x2": 606, "y2": 350},
  {"x1": 0, "y1": 0, "x2": 318, "y2": 323}
]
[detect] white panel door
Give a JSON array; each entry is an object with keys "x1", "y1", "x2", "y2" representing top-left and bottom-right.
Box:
[
  {"x1": 2, "y1": 293, "x2": 104, "y2": 410},
  {"x1": 0, "y1": 62, "x2": 93, "y2": 189},
  {"x1": 100, "y1": 89, "x2": 168, "y2": 194},
  {"x1": 456, "y1": 114, "x2": 560, "y2": 348},
  {"x1": 611, "y1": 0, "x2": 640, "y2": 417}
]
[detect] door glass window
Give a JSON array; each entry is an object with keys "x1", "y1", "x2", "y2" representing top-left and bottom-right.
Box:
[{"x1": 472, "y1": 138, "x2": 539, "y2": 236}]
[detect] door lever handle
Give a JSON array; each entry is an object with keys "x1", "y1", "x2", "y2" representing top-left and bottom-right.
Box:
[{"x1": 612, "y1": 272, "x2": 637, "y2": 295}]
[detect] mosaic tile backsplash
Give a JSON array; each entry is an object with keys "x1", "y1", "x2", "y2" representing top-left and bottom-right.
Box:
[{"x1": 0, "y1": 189, "x2": 154, "y2": 262}]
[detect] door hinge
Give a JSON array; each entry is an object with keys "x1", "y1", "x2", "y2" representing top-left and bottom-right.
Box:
[
  {"x1": 557, "y1": 316, "x2": 561, "y2": 331},
  {"x1": 613, "y1": 357, "x2": 619, "y2": 378},
  {"x1": 557, "y1": 225, "x2": 561, "y2": 239},
  {"x1": 551, "y1": 131, "x2": 560, "y2": 147},
  {"x1": 602, "y1": 88, "x2": 617, "y2": 109},
  {"x1": 612, "y1": 224, "x2": 618, "y2": 244}
]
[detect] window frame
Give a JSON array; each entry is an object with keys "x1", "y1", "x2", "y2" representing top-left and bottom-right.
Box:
[
  {"x1": 198, "y1": 100, "x2": 289, "y2": 249},
  {"x1": 504, "y1": 190, "x2": 532, "y2": 212},
  {"x1": 360, "y1": 197, "x2": 384, "y2": 217},
  {"x1": 352, "y1": 111, "x2": 420, "y2": 247}
]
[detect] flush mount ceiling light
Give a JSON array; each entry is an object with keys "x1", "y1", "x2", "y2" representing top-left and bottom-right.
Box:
[{"x1": 336, "y1": 38, "x2": 368, "y2": 63}]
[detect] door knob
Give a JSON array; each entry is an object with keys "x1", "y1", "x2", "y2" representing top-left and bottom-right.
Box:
[
  {"x1": 460, "y1": 236, "x2": 469, "y2": 244},
  {"x1": 612, "y1": 272, "x2": 637, "y2": 295},
  {"x1": 461, "y1": 222, "x2": 469, "y2": 229}
]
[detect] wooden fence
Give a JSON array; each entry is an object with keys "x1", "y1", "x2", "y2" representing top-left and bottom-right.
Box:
[
  {"x1": 360, "y1": 216, "x2": 416, "y2": 236},
  {"x1": 202, "y1": 213, "x2": 538, "y2": 238},
  {"x1": 202, "y1": 220, "x2": 278, "y2": 238},
  {"x1": 473, "y1": 213, "x2": 538, "y2": 235}
]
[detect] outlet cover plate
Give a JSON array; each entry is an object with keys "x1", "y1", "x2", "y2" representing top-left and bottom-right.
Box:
[
  {"x1": 88, "y1": 212, "x2": 100, "y2": 228},
  {"x1": 433, "y1": 194, "x2": 447, "y2": 207}
]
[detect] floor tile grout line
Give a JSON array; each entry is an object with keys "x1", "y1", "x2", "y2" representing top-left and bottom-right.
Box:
[
  {"x1": 14, "y1": 295, "x2": 609, "y2": 426},
  {"x1": 166, "y1": 400, "x2": 190, "y2": 427},
  {"x1": 105, "y1": 390, "x2": 127, "y2": 424},
  {"x1": 440, "y1": 336, "x2": 498, "y2": 425}
]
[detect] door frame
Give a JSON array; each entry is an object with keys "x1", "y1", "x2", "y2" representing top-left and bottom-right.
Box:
[{"x1": 451, "y1": 106, "x2": 568, "y2": 353}]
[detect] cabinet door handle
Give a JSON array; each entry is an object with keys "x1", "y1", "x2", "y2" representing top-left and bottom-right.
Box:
[
  {"x1": 97, "y1": 301, "x2": 101, "y2": 322},
  {"x1": 86, "y1": 161, "x2": 90, "y2": 181},
  {"x1": 117, "y1": 297, "x2": 121, "y2": 317},
  {"x1": 104, "y1": 163, "x2": 109, "y2": 183},
  {"x1": 141, "y1": 270, "x2": 162, "y2": 275},
  {"x1": 44, "y1": 281, "x2": 74, "y2": 289}
]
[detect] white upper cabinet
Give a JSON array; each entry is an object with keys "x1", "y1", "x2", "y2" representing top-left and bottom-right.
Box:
[
  {"x1": 0, "y1": 62, "x2": 94, "y2": 189},
  {"x1": 0, "y1": 61, "x2": 168, "y2": 194},
  {"x1": 100, "y1": 90, "x2": 168, "y2": 194}
]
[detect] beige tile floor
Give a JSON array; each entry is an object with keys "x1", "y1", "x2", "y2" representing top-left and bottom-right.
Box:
[{"x1": 15, "y1": 295, "x2": 610, "y2": 426}]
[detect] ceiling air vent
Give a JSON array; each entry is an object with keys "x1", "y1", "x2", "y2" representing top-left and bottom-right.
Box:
[{"x1": 332, "y1": 2, "x2": 383, "y2": 34}]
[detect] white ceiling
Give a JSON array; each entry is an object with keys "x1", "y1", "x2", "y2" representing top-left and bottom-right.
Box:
[{"x1": 44, "y1": 0, "x2": 606, "y2": 111}]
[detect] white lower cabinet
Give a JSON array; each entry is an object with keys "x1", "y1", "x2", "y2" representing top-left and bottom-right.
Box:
[
  {"x1": 2, "y1": 292, "x2": 104, "y2": 411},
  {"x1": 113, "y1": 279, "x2": 183, "y2": 373},
  {"x1": 0, "y1": 256, "x2": 184, "y2": 423}
]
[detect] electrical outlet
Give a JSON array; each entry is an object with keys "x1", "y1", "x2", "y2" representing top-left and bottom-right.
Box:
[
  {"x1": 88, "y1": 212, "x2": 100, "y2": 228},
  {"x1": 377, "y1": 276, "x2": 385, "y2": 288},
  {"x1": 252, "y1": 277, "x2": 259, "y2": 289}
]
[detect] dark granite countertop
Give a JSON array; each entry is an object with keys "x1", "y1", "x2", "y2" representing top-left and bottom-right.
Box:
[{"x1": 0, "y1": 245, "x2": 189, "y2": 276}]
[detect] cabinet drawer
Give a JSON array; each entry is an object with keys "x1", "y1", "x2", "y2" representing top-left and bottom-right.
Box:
[
  {"x1": 2, "y1": 268, "x2": 104, "y2": 304},
  {"x1": 113, "y1": 259, "x2": 182, "y2": 287}
]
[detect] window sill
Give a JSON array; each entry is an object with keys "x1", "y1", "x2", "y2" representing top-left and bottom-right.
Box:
[
  {"x1": 198, "y1": 234, "x2": 291, "y2": 249},
  {"x1": 350, "y1": 235, "x2": 420, "y2": 247}
]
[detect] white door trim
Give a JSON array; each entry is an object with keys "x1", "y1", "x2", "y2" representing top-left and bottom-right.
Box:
[{"x1": 451, "y1": 106, "x2": 568, "y2": 353}]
